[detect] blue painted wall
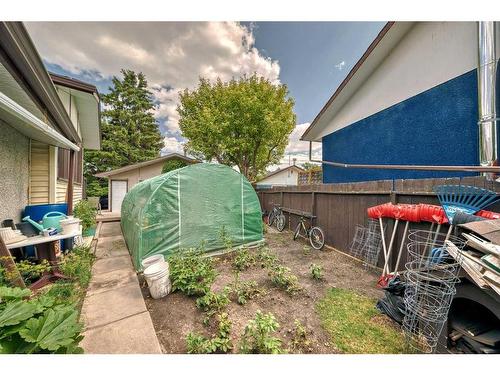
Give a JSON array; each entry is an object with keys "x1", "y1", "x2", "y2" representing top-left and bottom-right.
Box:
[{"x1": 322, "y1": 69, "x2": 483, "y2": 183}]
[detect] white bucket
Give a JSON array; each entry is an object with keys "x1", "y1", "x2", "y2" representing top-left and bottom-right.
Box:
[
  {"x1": 141, "y1": 254, "x2": 165, "y2": 270},
  {"x1": 60, "y1": 218, "x2": 81, "y2": 234},
  {"x1": 143, "y1": 261, "x2": 171, "y2": 299}
]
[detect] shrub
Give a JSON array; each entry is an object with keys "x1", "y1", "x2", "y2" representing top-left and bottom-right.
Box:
[
  {"x1": 73, "y1": 200, "x2": 97, "y2": 232},
  {"x1": 195, "y1": 289, "x2": 230, "y2": 324},
  {"x1": 239, "y1": 310, "x2": 285, "y2": 354},
  {"x1": 169, "y1": 248, "x2": 217, "y2": 296},
  {"x1": 310, "y1": 264, "x2": 324, "y2": 280},
  {"x1": 232, "y1": 248, "x2": 255, "y2": 271},
  {"x1": 186, "y1": 313, "x2": 232, "y2": 354},
  {"x1": 268, "y1": 264, "x2": 301, "y2": 295},
  {"x1": 0, "y1": 286, "x2": 83, "y2": 353}
]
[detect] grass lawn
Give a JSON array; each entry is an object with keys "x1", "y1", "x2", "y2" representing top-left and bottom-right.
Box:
[{"x1": 316, "y1": 288, "x2": 409, "y2": 354}]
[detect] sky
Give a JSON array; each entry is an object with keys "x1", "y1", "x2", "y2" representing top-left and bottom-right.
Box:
[{"x1": 26, "y1": 21, "x2": 384, "y2": 169}]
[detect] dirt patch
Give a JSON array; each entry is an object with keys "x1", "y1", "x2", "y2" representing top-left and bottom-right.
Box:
[{"x1": 142, "y1": 228, "x2": 385, "y2": 353}]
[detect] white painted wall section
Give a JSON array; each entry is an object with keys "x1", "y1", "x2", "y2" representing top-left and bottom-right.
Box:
[{"x1": 312, "y1": 22, "x2": 481, "y2": 140}]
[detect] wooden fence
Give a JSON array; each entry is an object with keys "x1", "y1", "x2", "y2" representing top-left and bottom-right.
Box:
[{"x1": 257, "y1": 176, "x2": 500, "y2": 271}]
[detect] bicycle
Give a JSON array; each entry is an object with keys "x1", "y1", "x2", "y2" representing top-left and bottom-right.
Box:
[
  {"x1": 293, "y1": 215, "x2": 325, "y2": 250},
  {"x1": 267, "y1": 204, "x2": 286, "y2": 232}
]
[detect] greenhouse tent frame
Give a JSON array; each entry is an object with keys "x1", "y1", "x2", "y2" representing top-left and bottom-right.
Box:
[{"x1": 121, "y1": 163, "x2": 263, "y2": 270}]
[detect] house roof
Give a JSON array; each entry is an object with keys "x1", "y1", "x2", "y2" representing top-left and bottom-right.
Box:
[
  {"x1": 301, "y1": 22, "x2": 416, "y2": 142},
  {"x1": 50, "y1": 72, "x2": 102, "y2": 150},
  {"x1": 95, "y1": 153, "x2": 197, "y2": 178},
  {"x1": 50, "y1": 72, "x2": 99, "y2": 96},
  {"x1": 257, "y1": 165, "x2": 305, "y2": 182},
  {"x1": 0, "y1": 22, "x2": 81, "y2": 145}
]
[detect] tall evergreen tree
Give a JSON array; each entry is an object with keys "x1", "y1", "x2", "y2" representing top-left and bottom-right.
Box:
[{"x1": 84, "y1": 69, "x2": 163, "y2": 197}]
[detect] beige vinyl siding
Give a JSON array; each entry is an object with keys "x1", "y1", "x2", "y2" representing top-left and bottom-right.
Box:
[
  {"x1": 29, "y1": 141, "x2": 50, "y2": 204},
  {"x1": 56, "y1": 179, "x2": 83, "y2": 206}
]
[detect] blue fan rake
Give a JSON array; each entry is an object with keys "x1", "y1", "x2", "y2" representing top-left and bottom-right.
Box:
[{"x1": 434, "y1": 184, "x2": 499, "y2": 224}]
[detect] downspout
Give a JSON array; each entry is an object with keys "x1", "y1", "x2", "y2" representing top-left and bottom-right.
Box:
[{"x1": 478, "y1": 21, "x2": 498, "y2": 180}]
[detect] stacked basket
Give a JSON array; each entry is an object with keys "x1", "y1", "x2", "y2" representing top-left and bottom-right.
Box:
[{"x1": 402, "y1": 230, "x2": 465, "y2": 353}]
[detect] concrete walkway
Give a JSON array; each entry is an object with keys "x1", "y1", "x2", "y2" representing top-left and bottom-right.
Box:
[{"x1": 80, "y1": 221, "x2": 162, "y2": 354}]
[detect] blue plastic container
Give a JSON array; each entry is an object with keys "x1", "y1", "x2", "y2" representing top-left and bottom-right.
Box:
[{"x1": 23, "y1": 203, "x2": 68, "y2": 222}]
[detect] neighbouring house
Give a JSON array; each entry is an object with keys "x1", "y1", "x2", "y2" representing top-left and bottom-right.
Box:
[
  {"x1": 0, "y1": 22, "x2": 101, "y2": 223},
  {"x1": 255, "y1": 165, "x2": 305, "y2": 189},
  {"x1": 94, "y1": 153, "x2": 197, "y2": 212},
  {"x1": 301, "y1": 22, "x2": 500, "y2": 183}
]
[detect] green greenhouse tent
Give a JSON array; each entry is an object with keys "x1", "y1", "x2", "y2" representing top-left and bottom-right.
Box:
[{"x1": 121, "y1": 163, "x2": 263, "y2": 270}]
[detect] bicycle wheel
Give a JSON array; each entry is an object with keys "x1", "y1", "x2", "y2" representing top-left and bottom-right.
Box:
[
  {"x1": 276, "y1": 213, "x2": 286, "y2": 232},
  {"x1": 267, "y1": 210, "x2": 276, "y2": 226},
  {"x1": 309, "y1": 227, "x2": 325, "y2": 250},
  {"x1": 293, "y1": 223, "x2": 301, "y2": 240}
]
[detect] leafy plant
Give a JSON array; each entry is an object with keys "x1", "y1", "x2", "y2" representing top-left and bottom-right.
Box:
[
  {"x1": 257, "y1": 247, "x2": 279, "y2": 269},
  {"x1": 0, "y1": 286, "x2": 83, "y2": 353},
  {"x1": 186, "y1": 313, "x2": 232, "y2": 354},
  {"x1": 310, "y1": 264, "x2": 324, "y2": 280},
  {"x1": 230, "y1": 275, "x2": 263, "y2": 305},
  {"x1": 0, "y1": 258, "x2": 51, "y2": 287},
  {"x1": 218, "y1": 226, "x2": 233, "y2": 252},
  {"x1": 195, "y1": 289, "x2": 230, "y2": 324},
  {"x1": 73, "y1": 200, "x2": 97, "y2": 232},
  {"x1": 169, "y1": 248, "x2": 217, "y2": 296},
  {"x1": 239, "y1": 310, "x2": 285, "y2": 354},
  {"x1": 288, "y1": 319, "x2": 312, "y2": 353},
  {"x1": 268, "y1": 264, "x2": 301, "y2": 295},
  {"x1": 59, "y1": 245, "x2": 95, "y2": 288},
  {"x1": 232, "y1": 248, "x2": 255, "y2": 271}
]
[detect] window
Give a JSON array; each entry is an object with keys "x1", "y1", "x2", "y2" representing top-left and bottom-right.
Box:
[{"x1": 58, "y1": 148, "x2": 83, "y2": 184}]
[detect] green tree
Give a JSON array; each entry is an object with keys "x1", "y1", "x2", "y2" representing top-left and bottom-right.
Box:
[
  {"x1": 161, "y1": 158, "x2": 191, "y2": 174},
  {"x1": 178, "y1": 75, "x2": 296, "y2": 181},
  {"x1": 84, "y1": 70, "x2": 163, "y2": 196}
]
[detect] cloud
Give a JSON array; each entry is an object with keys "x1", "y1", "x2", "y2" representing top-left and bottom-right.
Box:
[
  {"x1": 162, "y1": 136, "x2": 185, "y2": 155},
  {"x1": 334, "y1": 60, "x2": 346, "y2": 70},
  {"x1": 27, "y1": 22, "x2": 311, "y2": 170},
  {"x1": 25, "y1": 22, "x2": 281, "y2": 139}
]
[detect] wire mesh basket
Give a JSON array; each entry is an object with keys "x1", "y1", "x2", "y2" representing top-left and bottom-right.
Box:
[
  {"x1": 405, "y1": 230, "x2": 465, "y2": 275},
  {"x1": 402, "y1": 230, "x2": 465, "y2": 353},
  {"x1": 348, "y1": 219, "x2": 384, "y2": 267},
  {"x1": 349, "y1": 224, "x2": 367, "y2": 258}
]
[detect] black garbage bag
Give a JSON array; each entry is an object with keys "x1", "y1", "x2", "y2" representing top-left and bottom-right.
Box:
[
  {"x1": 376, "y1": 292, "x2": 406, "y2": 324},
  {"x1": 376, "y1": 275, "x2": 407, "y2": 324}
]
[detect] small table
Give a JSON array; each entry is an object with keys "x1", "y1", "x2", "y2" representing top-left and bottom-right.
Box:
[{"x1": 7, "y1": 231, "x2": 82, "y2": 290}]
